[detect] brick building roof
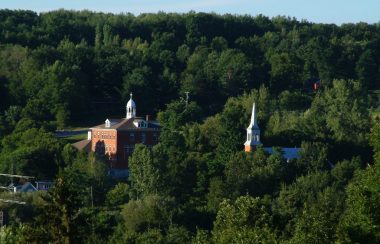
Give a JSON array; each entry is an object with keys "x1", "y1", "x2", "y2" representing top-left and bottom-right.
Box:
[
  {"x1": 72, "y1": 139, "x2": 91, "y2": 151},
  {"x1": 90, "y1": 117, "x2": 160, "y2": 131}
]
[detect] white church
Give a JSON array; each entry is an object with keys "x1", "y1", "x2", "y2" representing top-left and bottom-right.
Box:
[{"x1": 244, "y1": 102, "x2": 300, "y2": 160}]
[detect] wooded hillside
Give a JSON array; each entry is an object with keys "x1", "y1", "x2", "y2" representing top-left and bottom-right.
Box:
[{"x1": 0, "y1": 10, "x2": 379, "y2": 243}]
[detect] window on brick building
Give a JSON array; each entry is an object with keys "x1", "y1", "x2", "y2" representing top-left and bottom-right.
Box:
[
  {"x1": 141, "y1": 133, "x2": 146, "y2": 143},
  {"x1": 123, "y1": 145, "x2": 128, "y2": 160},
  {"x1": 153, "y1": 133, "x2": 158, "y2": 142},
  {"x1": 123, "y1": 144, "x2": 135, "y2": 160},
  {"x1": 130, "y1": 133, "x2": 135, "y2": 142}
]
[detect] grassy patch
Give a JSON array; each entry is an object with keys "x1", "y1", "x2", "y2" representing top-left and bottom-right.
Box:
[{"x1": 61, "y1": 133, "x2": 87, "y2": 144}]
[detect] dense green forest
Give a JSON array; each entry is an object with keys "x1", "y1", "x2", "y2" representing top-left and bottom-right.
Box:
[{"x1": 0, "y1": 9, "x2": 379, "y2": 243}]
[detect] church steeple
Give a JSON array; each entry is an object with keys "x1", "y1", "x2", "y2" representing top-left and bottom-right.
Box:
[
  {"x1": 126, "y1": 93, "x2": 136, "y2": 119},
  {"x1": 244, "y1": 102, "x2": 261, "y2": 152}
]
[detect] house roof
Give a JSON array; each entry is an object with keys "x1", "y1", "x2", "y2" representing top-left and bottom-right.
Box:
[
  {"x1": 72, "y1": 139, "x2": 91, "y2": 151},
  {"x1": 264, "y1": 147, "x2": 301, "y2": 160},
  {"x1": 8, "y1": 182, "x2": 37, "y2": 193},
  {"x1": 90, "y1": 117, "x2": 160, "y2": 131},
  {"x1": 19, "y1": 182, "x2": 37, "y2": 192}
]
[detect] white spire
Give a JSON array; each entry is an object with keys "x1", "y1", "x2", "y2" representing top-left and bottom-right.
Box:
[
  {"x1": 244, "y1": 102, "x2": 261, "y2": 149},
  {"x1": 248, "y1": 102, "x2": 259, "y2": 130},
  {"x1": 126, "y1": 92, "x2": 136, "y2": 119}
]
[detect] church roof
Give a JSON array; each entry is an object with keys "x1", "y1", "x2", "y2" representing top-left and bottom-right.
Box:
[
  {"x1": 263, "y1": 147, "x2": 301, "y2": 160},
  {"x1": 90, "y1": 117, "x2": 160, "y2": 131}
]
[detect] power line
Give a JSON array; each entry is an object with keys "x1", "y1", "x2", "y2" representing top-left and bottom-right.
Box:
[
  {"x1": 0, "y1": 199, "x2": 26, "y2": 205},
  {"x1": 0, "y1": 186, "x2": 13, "y2": 190},
  {"x1": 0, "y1": 173, "x2": 35, "y2": 179}
]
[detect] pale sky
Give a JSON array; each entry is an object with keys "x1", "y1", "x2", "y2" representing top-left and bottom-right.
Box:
[{"x1": 1, "y1": 0, "x2": 379, "y2": 25}]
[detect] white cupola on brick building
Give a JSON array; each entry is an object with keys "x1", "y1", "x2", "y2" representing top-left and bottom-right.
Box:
[{"x1": 126, "y1": 93, "x2": 136, "y2": 119}]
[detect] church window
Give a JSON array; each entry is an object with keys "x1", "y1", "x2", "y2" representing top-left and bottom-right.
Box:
[{"x1": 130, "y1": 133, "x2": 135, "y2": 141}]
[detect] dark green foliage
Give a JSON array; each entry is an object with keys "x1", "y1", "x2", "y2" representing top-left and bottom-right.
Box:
[
  {"x1": 0, "y1": 128, "x2": 61, "y2": 179},
  {"x1": 121, "y1": 194, "x2": 174, "y2": 233},
  {"x1": 0, "y1": 10, "x2": 377, "y2": 243},
  {"x1": 106, "y1": 183, "x2": 130, "y2": 206},
  {"x1": 212, "y1": 195, "x2": 277, "y2": 243},
  {"x1": 337, "y1": 162, "x2": 380, "y2": 243},
  {"x1": 128, "y1": 144, "x2": 159, "y2": 198},
  {"x1": 291, "y1": 187, "x2": 345, "y2": 243},
  {"x1": 336, "y1": 122, "x2": 380, "y2": 243},
  {"x1": 224, "y1": 148, "x2": 287, "y2": 198},
  {"x1": 0, "y1": 10, "x2": 378, "y2": 132}
]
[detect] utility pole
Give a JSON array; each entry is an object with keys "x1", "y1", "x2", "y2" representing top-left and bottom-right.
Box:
[
  {"x1": 90, "y1": 186, "x2": 94, "y2": 208},
  {"x1": 11, "y1": 163, "x2": 13, "y2": 186},
  {"x1": 185, "y1": 91, "x2": 189, "y2": 107},
  {"x1": 0, "y1": 210, "x2": 3, "y2": 227}
]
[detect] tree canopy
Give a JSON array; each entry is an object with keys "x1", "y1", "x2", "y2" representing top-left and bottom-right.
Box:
[{"x1": 0, "y1": 10, "x2": 378, "y2": 243}]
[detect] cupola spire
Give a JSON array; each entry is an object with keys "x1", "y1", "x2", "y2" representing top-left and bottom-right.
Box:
[{"x1": 126, "y1": 92, "x2": 136, "y2": 119}]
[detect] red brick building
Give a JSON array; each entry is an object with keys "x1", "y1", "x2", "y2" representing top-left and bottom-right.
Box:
[{"x1": 76, "y1": 94, "x2": 160, "y2": 171}]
